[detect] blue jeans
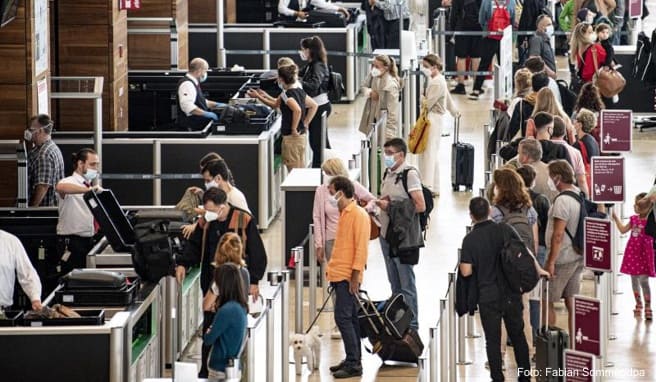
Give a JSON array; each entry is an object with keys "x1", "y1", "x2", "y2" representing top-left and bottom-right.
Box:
[
  {"x1": 611, "y1": 20, "x2": 623, "y2": 46},
  {"x1": 379, "y1": 237, "x2": 419, "y2": 329},
  {"x1": 529, "y1": 245, "x2": 547, "y2": 342},
  {"x1": 332, "y1": 281, "x2": 362, "y2": 367}
]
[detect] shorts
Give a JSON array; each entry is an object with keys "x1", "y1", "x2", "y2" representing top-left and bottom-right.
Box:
[
  {"x1": 548, "y1": 260, "x2": 584, "y2": 302},
  {"x1": 454, "y1": 35, "x2": 481, "y2": 58},
  {"x1": 282, "y1": 134, "x2": 307, "y2": 170}
]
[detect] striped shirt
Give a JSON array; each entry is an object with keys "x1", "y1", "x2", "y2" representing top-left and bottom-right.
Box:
[
  {"x1": 374, "y1": 0, "x2": 410, "y2": 21},
  {"x1": 28, "y1": 139, "x2": 65, "y2": 207}
]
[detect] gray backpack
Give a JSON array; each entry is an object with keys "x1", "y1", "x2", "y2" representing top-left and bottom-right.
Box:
[{"x1": 497, "y1": 205, "x2": 534, "y2": 253}]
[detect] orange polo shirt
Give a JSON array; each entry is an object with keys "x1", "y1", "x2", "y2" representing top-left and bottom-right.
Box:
[{"x1": 326, "y1": 200, "x2": 370, "y2": 283}]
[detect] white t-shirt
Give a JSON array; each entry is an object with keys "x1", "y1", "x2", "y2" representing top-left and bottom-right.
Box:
[
  {"x1": 545, "y1": 188, "x2": 582, "y2": 265},
  {"x1": 227, "y1": 187, "x2": 250, "y2": 213},
  {"x1": 0, "y1": 230, "x2": 42, "y2": 306},
  {"x1": 56, "y1": 172, "x2": 95, "y2": 237}
]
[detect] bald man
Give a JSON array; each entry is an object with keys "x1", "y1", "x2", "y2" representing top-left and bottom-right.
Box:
[{"x1": 177, "y1": 58, "x2": 222, "y2": 131}]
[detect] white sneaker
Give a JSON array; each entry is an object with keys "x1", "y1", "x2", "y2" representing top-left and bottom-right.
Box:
[{"x1": 331, "y1": 327, "x2": 342, "y2": 339}]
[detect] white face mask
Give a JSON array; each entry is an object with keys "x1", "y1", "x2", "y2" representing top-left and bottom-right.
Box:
[
  {"x1": 200, "y1": 72, "x2": 208, "y2": 83},
  {"x1": 329, "y1": 192, "x2": 342, "y2": 207},
  {"x1": 24, "y1": 129, "x2": 33, "y2": 142},
  {"x1": 421, "y1": 67, "x2": 432, "y2": 78},
  {"x1": 588, "y1": 32, "x2": 598, "y2": 43},
  {"x1": 84, "y1": 168, "x2": 98, "y2": 182},
  {"x1": 547, "y1": 177, "x2": 558, "y2": 192},
  {"x1": 371, "y1": 68, "x2": 382, "y2": 77},
  {"x1": 205, "y1": 180, "x2": 219, "y2": 190},
  {"x1": 323, "y1": 173, "x2": 334, "y2": 185},
  {"x1": 545, "y1": 25, "x2": 554, "y2": 37},
  {"x1": 299, "y1": 50, "x2": 308, "y2": 61},
  {"x1": 205, "y1": 210, "x2": 219, "y2": 222}
]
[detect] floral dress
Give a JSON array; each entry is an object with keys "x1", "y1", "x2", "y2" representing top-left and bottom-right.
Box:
[{"x1": 619, "y1": 215, "x2": 656, "y2": 277}]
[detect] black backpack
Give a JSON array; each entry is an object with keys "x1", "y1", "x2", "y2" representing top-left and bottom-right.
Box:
[
  {"x1": 398, "y1": 168, "x2": 433, "y2": 236},
  {"x1": 132, "y1": 220, "x2": 176, "y2": 283},
  {"x1": 557, "y1": 79, "x2": 577, "y2": 117},
  {"x1": 327, "y1": 65, "x2": 345, "y2": 102},
  {"x1": 499, "y1": 223, "x2": 539, "y2": 294},
  {"x1": 553, "y1": 190, "x2": 606, "y2": 255},
  {"x1": 487, "y1": 111, "x2": 511, "y2": 160}
]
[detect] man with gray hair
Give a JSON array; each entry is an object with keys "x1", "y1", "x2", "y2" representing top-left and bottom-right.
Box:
[
  {"x1": 177, "y1": 57, "x2": 224, "y2": 131},
  {"x1": 517, "y1": 138, "x2": 557, "y2": 202},
  {"x1": 25, "y1": 114, "x2": 64, "y2": 207}
]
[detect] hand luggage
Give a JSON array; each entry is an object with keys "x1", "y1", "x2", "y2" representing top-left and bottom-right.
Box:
[
  {"x1": 535, "y1": 278, "x2": 569, "y2": 382},
  {"x1": 451, "y1": 114, "x2": 474, "y2": 191},
  {"x1": 376, "y1": 327, "x2": 424, "y2": 363},
  {"x1": 56, "y1": 269, "x2": 139, "y2": 306},
  {"x1": 307, "y1": 10, "x2": 347, "y2": 27}
]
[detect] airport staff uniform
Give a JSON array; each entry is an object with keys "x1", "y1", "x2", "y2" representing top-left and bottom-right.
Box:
[
  {"x1": 278, "y1": 0, "x2": 340, "y2": 20},
  {"x1": 0, "y1": 230, "x2": 42, "y2": 309},
  {"x1": 56, "y1": 172, "x2": 95, "y2": 274},
  {"x1": 177, "y1": 74, "x2": 213, "y2": 131}
]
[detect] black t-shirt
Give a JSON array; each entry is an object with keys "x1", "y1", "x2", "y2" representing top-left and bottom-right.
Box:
[
  {"x1": 280, "y1": 88, "x2": 308, "y2": 136},
  {"x1": 460, "y1": 220, "x2": 511, "y2": 303},
  {"x1": 529, "y1": 189, "x2": 550, "y2": 247}
]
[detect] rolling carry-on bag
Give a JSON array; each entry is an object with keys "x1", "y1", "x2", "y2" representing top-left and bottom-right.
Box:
[
  {"x1": 451, "y1": 115, "x2": 474, "y2": 191},
  {"x1": 535, "y1": 278, "x2": 569, "y2": 382},
  {"x1": 376, "y1": 327, "x2": 424, "y2": 364}
]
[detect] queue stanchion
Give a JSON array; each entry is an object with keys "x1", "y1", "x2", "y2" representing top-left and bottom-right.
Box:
[
  {"x1": 447, "y1": 272, "x2": 457, "y2": 382},
  {"x1": 466, "y1": 314, "x2": 480, "y2": 339},
  {"x1": 479, "y1": 187, "x2": 487, "y2": 198},
  {"x1": 437, "y1": 9, "x2": 446, "y2": 70},
  {"x1": 320, "y1": 111, "x2": 328, "y2": 166},
  {"x1": 266, "y1": 297, "x2": 275, "y2": 380},
  {"x1": 308, "y1": 225, "x2": 317, "y2": 318},
  {"x1": 409, "y1": 59, "x2": 418, "y2": 136},
  {"x1": 456, "y1": 314, "x2": 472, "y2": 365},
  {"x1": 293, "y1": 246, "x2": 304, "y2": 334},
  {"x1": 483, "y1": 123, "x2": 491, "y2": 174},
  {"x1": 439, "y1": 298, "x2": 449, "y2": 381},
  {"x1": 595, "y1": 272, "x2": 615, "y2": 368},
  {"x1": 361, "y1": 138, "x2": 370, "y2": 190},
  {"x1": 402, "y1": 68, "x2": 411, "y2": 139},
  {"x1": 280, "y1": 270, "x2": 290, "y2": 382},
  {"x1": 429, "y1": 325, "x2": 438, "y2": 382}
]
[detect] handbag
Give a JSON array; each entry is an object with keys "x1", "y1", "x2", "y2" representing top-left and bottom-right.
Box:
[
  {"x1": 591, "y1": 47, "x2": 626, "y2": 98},
  {"x1": 358, "y1": 199, "x2": 380, "y2": 240},
  {"x1": 408, "y1": 105, "x2": 430, "y2": 154}
]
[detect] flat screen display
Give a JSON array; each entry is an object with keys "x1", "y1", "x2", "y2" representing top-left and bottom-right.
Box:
[{"x1": 0, "y1": 0, "x2": 18, "y2": 28}]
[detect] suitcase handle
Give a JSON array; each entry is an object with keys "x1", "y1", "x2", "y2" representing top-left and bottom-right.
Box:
[
  {"x1": 539, "y1": 276, "x2": 549, "y2": 333},
  {"x1": 453, "y1": 114, "x2": 461, "y2": 144}
]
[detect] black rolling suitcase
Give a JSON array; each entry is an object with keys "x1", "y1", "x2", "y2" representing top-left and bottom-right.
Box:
[
  {"x1": 451, "y1": 115, "x2": 474, "y2": 191},
  {"x1": 535, "y1": 279, "x2": 569, "y2": 382}
]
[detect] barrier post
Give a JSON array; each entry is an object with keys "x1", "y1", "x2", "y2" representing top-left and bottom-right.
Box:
[
  {"x1": 360, "y1": 139, "x2": 370, "y2": 189},
  {"x1": 409, "y1": 59, "x2": 417, "y2": 136},
  {"x1": 308, "y1": 225, "x2": 317, "y2": 318},
  {"x1": 266, "y1": 297, "x2": 275, "y2": 380},
  {"x1": 369, "y1": 120, "x2": 379, "y2": 195},
  {"x1": 595, "y1": 273, "x2": 614, "y2": 367},
  {"x1": 483, "y1": 123, "x2": 491, "y2": 173},
  {"x1": 466, "y1": 314, "x2": 480, "y2": 338},
  {"x1": 280, "y1": 271, "x2": 290, "y2": 382},
  {"x1": 429, "y1": 326, "x2": 438, "y2": 382},
  {"x1": 448, "y1": 272, "x2": 457, "y2": 382},
  {"x1": 247, "y1": 329, "x2": 256, "y2": 382},
  {"x1": 456, "y1": 314, "x2": 472, "y2": 365},
  {"x1": 320, "y1": 111, "x2": 327, "y2": 165},
  {"x1": 294, "y1": 247, "x2": 304, "y2": 334},
  {"x1": 439, "y1": 298, "x2": 449, "y2": 381},
  {"x1": 402, "y1": 68, "x2": 411, "y2": 139},
  {"x1": 215, "y1": 0, "x2": 226, "y2": 68},
  {"x1": 437, "y1": 9, "x2": 446, "y2": 69}
]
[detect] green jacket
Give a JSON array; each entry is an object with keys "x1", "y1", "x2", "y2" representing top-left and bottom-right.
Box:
[{"x1": 559, "y1": 0, "x2": 575, "y2": 32}]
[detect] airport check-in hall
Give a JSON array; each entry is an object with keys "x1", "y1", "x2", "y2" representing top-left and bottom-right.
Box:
[{"x1": 1, "y1": 0, "x2": 656, "y2": 381}]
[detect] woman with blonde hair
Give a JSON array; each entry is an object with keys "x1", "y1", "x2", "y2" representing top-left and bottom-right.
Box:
[
  {"x1": 417, "y1": 53, "x2": 459, "y2": 196},
  {"x1": 507, "y1": 68, "x2": 532, "y2": 118},
  {"x1": 526, "y1": 88, "x2": 576, "y2": 142},
  {"x1": 570, "y1": 22, "x2": 607, "y2": 85},
  {"x1": 203, "y1": 232, "x2": 250, "y2": 312},
  {"x1": 359, "y1": 55, "x2": 402, "y2": 143}
]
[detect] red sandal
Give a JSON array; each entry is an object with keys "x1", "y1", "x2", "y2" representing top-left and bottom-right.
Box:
[
  {"x1": 645, "y1": 308, "x2": 652, "y2": 321},
  {"x1": 634, "y1": 305, "x2": 643, "y2": 318}
]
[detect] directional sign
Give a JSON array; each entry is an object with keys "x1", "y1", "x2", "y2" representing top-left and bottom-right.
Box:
[
  {"x1": 584, "y1": 218, "x2": 613, "y2": 273},
  {"x1": 564, "y1": 350, "x2": 598, "y2": 382},
  {"x1": 573, "y1": 296, "x2": 602, "y2": 357},
  {"x1": 600, "y1": 110, "x2": 632, "y2": 153},
  {"x1": 590, "y1": 157, "x2": 625, "y2": 203},
  {"x1": 629, "y1": 0, "x2": 643, "y2": 19}
]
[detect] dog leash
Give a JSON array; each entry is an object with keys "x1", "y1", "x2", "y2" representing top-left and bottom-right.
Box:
[{"x1": 304, "y1": 286, "x2": 334, "y2": 335}]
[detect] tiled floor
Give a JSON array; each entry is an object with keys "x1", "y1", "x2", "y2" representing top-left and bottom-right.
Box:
[{"x1": 182, "y1": 14, "x2": 656, "y2": 380}]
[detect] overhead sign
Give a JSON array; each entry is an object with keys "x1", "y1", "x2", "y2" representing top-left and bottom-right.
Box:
[
  {"x1": 600, "y1": 110, "x2": 632, "y2": 153},
  {"x1": 590, "y1": 157, "x2": 625, "y2": 203},
  {"x1": 34, "y1": 0, "x2": 48, "y2": 77},
  {"x1": 564, "y1": 350, "x2": 598, "y2": 382},
  {"x1": 584, "y1": 218, "x2": 612, "y2": 273},
  {"x1": 573, "y1": 296, "x2": 602, "y2": 357},
  {"x1": 629, "y1": 0, "x2": 643, "y2": 19}
]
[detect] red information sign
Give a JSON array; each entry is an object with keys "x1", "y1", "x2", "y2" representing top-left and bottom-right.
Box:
[
  {"x1": 584, "y1": 218, "x2": 612, "y2": 273},
  {"x1": 573, "y1": 296, "x2": 602, "y2": 357},
  {"x1": 119, "y1": 0, "x2": 141, "y2": 10},
  {"x1": 590, "y1": 157, "x2": 625, "y2": 203},
  {"x1": 600, "y1": 110, "x2": 632, "y2": 153},
  {"x1": 629, "y1": 0, "x2": 643, "y2": 19},
  {"x1": 564, "y1": 350, "x2": 597, "y2": 382}
]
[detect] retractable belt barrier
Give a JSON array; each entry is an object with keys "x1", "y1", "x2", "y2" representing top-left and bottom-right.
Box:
[{"x1": 99, "y1": 173, "x2": 203, "y2": 180}]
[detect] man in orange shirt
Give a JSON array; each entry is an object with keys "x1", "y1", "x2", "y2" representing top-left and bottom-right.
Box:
[{"x1": 326, "y1": 176, "x2": 370, "y2": 379}]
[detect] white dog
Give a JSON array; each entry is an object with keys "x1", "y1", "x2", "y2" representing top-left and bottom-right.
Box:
[{"x1": 290, "y1": 326, "x2": 322, "y2": 375}]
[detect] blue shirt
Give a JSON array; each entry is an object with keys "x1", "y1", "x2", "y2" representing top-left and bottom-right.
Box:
[{"x1": 203, "y1": 301, "x2": 248, "y2": 372}]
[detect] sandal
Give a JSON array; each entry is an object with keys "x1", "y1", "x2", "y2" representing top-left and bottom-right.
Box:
[
  {"x1": 634, "y1": 305, "x2": 643, "y2": 318},
  {"x1": 645, "y1": 308, "x2": 652, "y2": 321}
]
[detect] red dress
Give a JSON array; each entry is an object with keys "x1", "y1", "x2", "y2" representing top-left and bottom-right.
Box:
[{"x1": 619, "y1": 215, "x2": 656, "y2": 277}]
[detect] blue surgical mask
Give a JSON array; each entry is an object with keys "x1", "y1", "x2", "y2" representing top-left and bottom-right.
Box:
[
  {"x1": 200, "y1": 72, "x2": 208, "y2": 83},
  {"x1": 84, "y1": 169, "x2": 98, "y2": 182},
  {"x1": 383, "y1": 154, "x2": 396, "y2": 168}
]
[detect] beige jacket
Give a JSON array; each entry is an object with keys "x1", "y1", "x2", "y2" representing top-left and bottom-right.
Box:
[{"x1": 359, "y1": 73, "x2": 401, "y2": 142}]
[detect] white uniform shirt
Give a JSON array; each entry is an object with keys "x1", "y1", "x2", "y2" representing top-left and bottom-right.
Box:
[
  {"x1": 278, "y1": 0, "x2": 339, "y2": 17},
  {"x1": 0, "y1": 230, "x2": 42, "y2": 307},
  {"x1": 178, "y1": 74, "x2": 200, "y2": 116},
  {"x1": 56, "y1": 172, "x2": 95, "y2": 237},
  {"x1": 227, "y1": 187, "x2": 251, "y2": 213}
]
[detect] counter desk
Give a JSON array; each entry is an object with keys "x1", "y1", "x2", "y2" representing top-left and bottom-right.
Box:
[{"x1": 0, "y1": 282, "x2": 163, "y2": 382}]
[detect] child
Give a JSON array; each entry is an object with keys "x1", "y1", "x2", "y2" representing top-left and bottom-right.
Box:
[
  {"x1": 204, "y1": 263, "x2": 248, "y2": 381},
  {"x1": 203, "y1": 232, "x2": 250, "y2": 312},
  {"x1": 612, "y1": 193, "x2": 656, "y2": 320},
  {"x1": 595, "y1": 23, "x2": 615, "y2": 68}
]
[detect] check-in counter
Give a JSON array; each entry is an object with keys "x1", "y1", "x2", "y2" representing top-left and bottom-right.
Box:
[
  {"x1": 188, "y1": 15, "x2": 370, "y2": 102},
  {"x1": 608, "y1": 45, "x2": 656, "y2": 113},
  {"x1": 0, "y1": 282, "x2": 163, "y2": 382},
  {"x1": 53, "y1": 117, "x2": 283, "y2": 230}
]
